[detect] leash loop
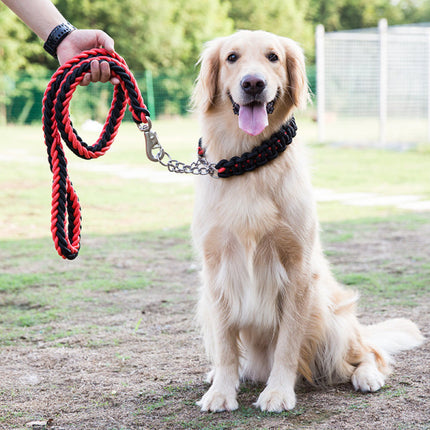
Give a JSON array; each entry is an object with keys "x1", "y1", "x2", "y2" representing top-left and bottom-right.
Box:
[{"x1": 42, "y1": 48, "x2": 149, "y2": 260}]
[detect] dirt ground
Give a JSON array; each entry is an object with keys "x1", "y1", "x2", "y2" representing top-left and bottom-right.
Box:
[{"x1": 0, "y1": 219, "x2": 429, "y2": 430}]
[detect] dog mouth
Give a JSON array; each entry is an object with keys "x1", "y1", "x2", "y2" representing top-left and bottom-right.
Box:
[{"x1": 228, "y1": 92, "x2": 278, "y2": 136}]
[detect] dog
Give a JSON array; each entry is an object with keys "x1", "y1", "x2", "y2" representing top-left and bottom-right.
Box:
[{"x1": 190, "y1": 30, "x2": 424, "y2": 413}]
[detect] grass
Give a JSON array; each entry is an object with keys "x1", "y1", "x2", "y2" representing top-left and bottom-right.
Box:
[
  {"x1": 0, "y1": 119, "x2": 197, "y2": 239},
  {"x1": 1, "y1": 116, "x2": 429, "y2": 238},
  {"x1": 321, "y1": 116, "x2": 430, "y2": 147},
  {"x1": 0, "y1": 232, "x2": 156, "y2": 345},
  {"x1": 0, "y1": 119, "x2": 429, "y2": 342},
  {"x1": 320, "y1": 212, "x2": 430, "y2": 307},
  {"x1": 0, "y1": 270, "x2": 154, "y2": 345},
  {"x1": 138, "y1": 382, "x2": 307, "y2": 430},
  {"x1": 336, "y1": 269, "x2": 428, "y2": 307},
  {"x1": 311, "y1": 143, "x2": 430, "y2": 197},
  {"x1": 0, "y1": 119, "x2": 429, "y2": 428}
]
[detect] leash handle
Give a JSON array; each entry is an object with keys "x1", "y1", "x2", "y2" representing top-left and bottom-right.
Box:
[{"x1": 42, "y1": 48, "x2": 150, "y2": 259}]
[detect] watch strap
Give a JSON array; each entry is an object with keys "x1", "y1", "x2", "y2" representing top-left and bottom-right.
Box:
[{"x1": 43, "y1": 22, "x2": 77, "y2": 59}]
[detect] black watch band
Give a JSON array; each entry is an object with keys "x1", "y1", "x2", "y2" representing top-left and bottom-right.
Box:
[{"x1": 43, "y1": 22, "x2": 77, "y2": 59}]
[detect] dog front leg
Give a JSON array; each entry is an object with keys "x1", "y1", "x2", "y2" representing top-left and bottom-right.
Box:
[
  {"x1": 254, "y1": 318, "x2": 300, "y2": 411},
  {"x1": 255, "y1": 282, "x2": 310, "y2": 412},
  {"x1": 197, "y1": 314, "x2": 239, "y2": 412},
  {"x1": 197, "y1": 231, "x2": 247, "y2": 412},
  {"x1": 251, "y1": 226, "x2": 313, "y2": 412}
]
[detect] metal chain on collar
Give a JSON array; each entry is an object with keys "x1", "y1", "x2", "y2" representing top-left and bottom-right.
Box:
[
  {"x1": 139, "y1": 117, "x2": 297, "y2": 179},
  {"x1": 160, "y1": 156, "x2": 217, "y2": 176},
  {"x1": 139, "y1": 119, "x2": 217, "y2": 176}
]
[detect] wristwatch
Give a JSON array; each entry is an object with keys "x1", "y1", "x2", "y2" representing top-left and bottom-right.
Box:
[{"x1": 43, "y1": 22, "x2": 77, "y2": 59}]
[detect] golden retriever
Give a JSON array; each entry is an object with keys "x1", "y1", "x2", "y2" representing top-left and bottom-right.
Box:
[{"x1": 191, "y1": 30, "x2": 424, "y2": 413}]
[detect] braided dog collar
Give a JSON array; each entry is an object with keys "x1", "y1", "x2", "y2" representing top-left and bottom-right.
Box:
[{"x1": 198, "y1": 117, "x2": 297, "y2": 178}]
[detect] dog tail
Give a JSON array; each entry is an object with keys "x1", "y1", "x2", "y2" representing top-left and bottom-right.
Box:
[{"x1": 362, "y1": 318, "x2": 424, "y2": 360}]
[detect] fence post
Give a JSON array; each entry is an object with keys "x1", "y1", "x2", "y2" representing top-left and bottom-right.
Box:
[
  {"x1": 316, "y1": 24, "x2": 325, "y2": 143},
  {"x1": 145, "y1": 69, "x2": 156, "y2": 120},
  {"x1": 428, "y1": 30, "x2": 430, "y2": 142},
  {"x1": 379, "y1": 19, "x2": 388, "y2": 147},
  {"x1": 0, "y1": 77, "x2": 6, "y2": 125}
]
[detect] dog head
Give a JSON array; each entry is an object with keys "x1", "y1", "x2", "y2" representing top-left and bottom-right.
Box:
[{"x1": 192, "y1": 30, "x2": 308, "y2": 136}]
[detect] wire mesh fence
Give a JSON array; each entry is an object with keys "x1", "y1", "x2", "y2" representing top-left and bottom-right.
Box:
[
  {"x1": 0, "y1": 69, "x2": 196, "y2": 126},
  {"x1": 316, "y1": 20, "x2": 430, "y2": 146},
  {"x1": 2, "y1": 58, "x2": 318, "y2": 128}
]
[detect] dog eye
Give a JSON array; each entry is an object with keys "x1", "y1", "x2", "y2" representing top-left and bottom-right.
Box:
[
  {"x1": 267, "y1": 52, "x2": 279, "y2": 62},
  {"x1": 227, "y1": 53, "x2": 239, "y2": 63}
]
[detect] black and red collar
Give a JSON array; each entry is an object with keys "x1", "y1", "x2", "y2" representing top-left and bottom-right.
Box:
[{"x1": 198, "y1": 117, "x2": 297, "y2": 178}]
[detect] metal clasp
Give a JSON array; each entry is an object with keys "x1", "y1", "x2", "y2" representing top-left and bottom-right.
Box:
[{"x1": 138, "y1": 118, "x2": 164, "y2": 162}]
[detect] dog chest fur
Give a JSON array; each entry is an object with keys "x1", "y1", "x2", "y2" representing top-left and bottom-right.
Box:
[{"x1": 193, "y1": 158, "x2": 316, "y2": 331}]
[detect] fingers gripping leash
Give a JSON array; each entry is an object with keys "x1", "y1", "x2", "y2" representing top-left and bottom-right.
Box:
[{"x1": 42, "y1": 48, "x2": 150, "y2": 260}]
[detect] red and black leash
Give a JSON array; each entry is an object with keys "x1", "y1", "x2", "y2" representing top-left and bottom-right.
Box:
[
  {"x1": 42, "y1": 48, "x2": 150, "y2": 260},
  {"x1": 42, "y1": 48, "x2": 298, "y2": 260}
]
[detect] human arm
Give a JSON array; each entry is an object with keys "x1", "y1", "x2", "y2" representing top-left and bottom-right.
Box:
[
  {"x1": 1, "y1": 0, "x2": 119, "y2": 85},
  {"x1": 2, "y1": 0, "x2": 67, "y2": 40}
]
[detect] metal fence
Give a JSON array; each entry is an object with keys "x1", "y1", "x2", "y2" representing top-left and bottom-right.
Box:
[
  {"x1": 316, "y1": 20, "x2": 430, "y2": 146},
  {"x1": 2, "y1": 65, "x2": 318, "y2": 127},
  {"x1": 0, "y1": 69, "x2": 196, "y2": 125}
]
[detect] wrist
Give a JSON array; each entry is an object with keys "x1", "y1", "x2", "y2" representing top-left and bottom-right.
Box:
[{"x1": 43, "y1": 22, "x2": 77, "y2": 59}]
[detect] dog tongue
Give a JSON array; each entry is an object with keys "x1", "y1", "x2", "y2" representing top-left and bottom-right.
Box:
[{"x1": 238, "y1": 103, "x2": 268, "y2": 136}]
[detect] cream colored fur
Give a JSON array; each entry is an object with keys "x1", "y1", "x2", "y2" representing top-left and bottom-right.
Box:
[{"x1": 191, "y1": 30, "x2": 424, "y2": 413}]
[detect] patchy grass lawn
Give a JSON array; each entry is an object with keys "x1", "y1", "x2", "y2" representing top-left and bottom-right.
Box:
[
  {"x1": 0, "y1": 120, "x2": 429, "y2": 429},
  {"x1": 0, "y1": 216, "x2": 429, "y2": 430}
]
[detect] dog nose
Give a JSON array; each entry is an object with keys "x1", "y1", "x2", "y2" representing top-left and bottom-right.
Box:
[{"x1": 241, "y1": 74, "x2": 266, "y2": 96}]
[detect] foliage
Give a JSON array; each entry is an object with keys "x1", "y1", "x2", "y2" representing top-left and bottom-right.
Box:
[
  {"x1": 307, "y1": 0, "x2": 429, "y2": 31},
  {"x1": 0, "y1": 6, "x2": 44, "y2": 123},
  {"x1": 1, "y1": 0, "x2": 430, "y2": 122},
  {"x1": 54, "y1": 0, "x2": 233, "y2": 72},
  {"x1": 400, "y1": 0, "x2": 430, "y2": 23},
  {"x1": 0, "y1": 7, "x2": 45, "y2": 74},
  {"x1": 2, "y1": 0, "x2": 429, "y2": 73},
  {"x1": 228, "y1": 0, "x2": 314, "y2": 54}
]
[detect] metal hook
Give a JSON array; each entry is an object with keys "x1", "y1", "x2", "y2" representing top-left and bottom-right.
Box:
[{"x1": 138, "y1": 118, "x2": 164, "y2": 162}]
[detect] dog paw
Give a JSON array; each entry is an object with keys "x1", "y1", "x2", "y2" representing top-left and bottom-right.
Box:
[
  {"x1": 197, "y1": 386, "x2": 238, "y2": 412},
  {"x1": 205, "y1": 369, "x2": 215, "y2": 384},
  {"x1": 351, "y1": 365, "x2": 385, "y2": 392},
  {"x1": 254, "y1": 386, "x2": 296, "y2": 412}
]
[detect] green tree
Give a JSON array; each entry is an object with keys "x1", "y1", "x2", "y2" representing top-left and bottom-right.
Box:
[
  {"x1": 0, "y1": 5, "x2": 46, "y2": 123},
  {"x1": 228, "y1": 0, "x2": 314, "y2": 55},
  {"x1": 3, "y1": 0, "x2": 430, "y2": 123},
  {"x1": 397, "y1": 0, "x2": 430, "y2": 23},
  {"x1": 55, "y1": 0, "x2": 232, "y2": 71},
  {"x1": 307, "y1": 0, "x2": 428, "y2": 31}
]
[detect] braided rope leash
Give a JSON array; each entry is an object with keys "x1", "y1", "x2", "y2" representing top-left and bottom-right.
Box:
[
  {"x1": 42, "y1": 48, "x2": 298, "y2": 260},
  {"x1": 42, "y1": 48, "x2": 149, "y2": 260}
]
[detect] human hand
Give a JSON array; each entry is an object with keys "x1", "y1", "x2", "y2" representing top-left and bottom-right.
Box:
[{"x1": 57, "y1": 29, "x2": 120, "y2": 86}]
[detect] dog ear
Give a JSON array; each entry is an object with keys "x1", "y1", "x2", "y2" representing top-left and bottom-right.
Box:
[
  {"x1": 192, "y1": 38, "x2": 223, "y2": 113},
  {"x1": 281, "y1": 38, "x2": 309, "y2": 110}
]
